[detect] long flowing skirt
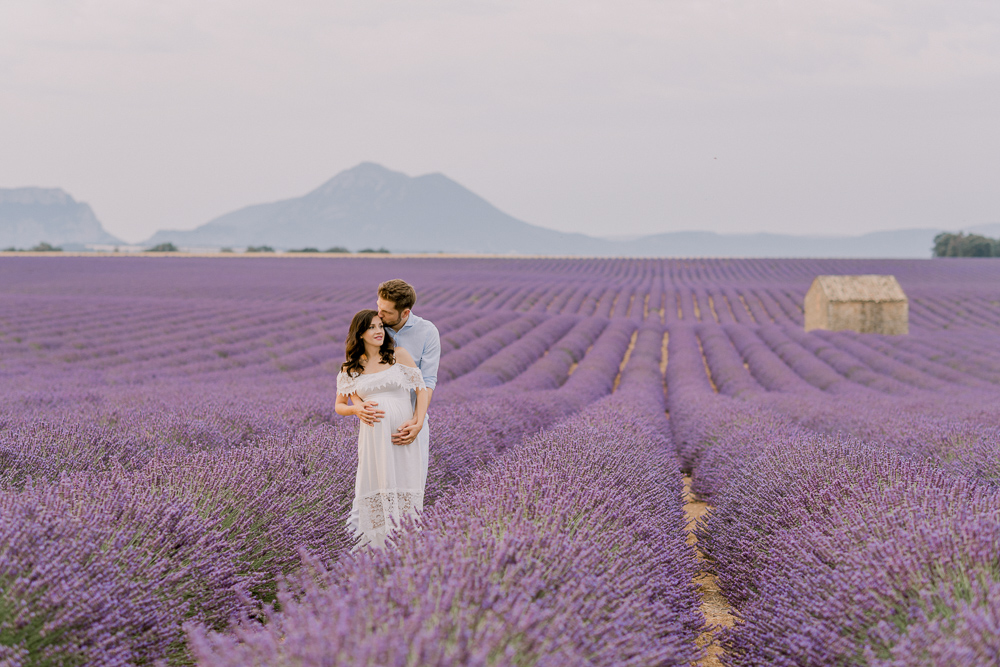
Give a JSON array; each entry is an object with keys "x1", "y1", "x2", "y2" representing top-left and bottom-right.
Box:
[{"x1": 347, "y1": 386, "x2": 429, "y2": 549}]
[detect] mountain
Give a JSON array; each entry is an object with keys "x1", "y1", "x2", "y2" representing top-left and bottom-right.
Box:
[
  {"x1": 144, "y1": 163, "x2": 605, "y2": 254},
  {"x1": 0, "y1": 188, "x2": 123, "y2": 249},
  {"x1": 965, "y1": 222, "x2": 1000, "y2": 238},
  {"x1": 143, "y1": 162, "x2": 996, "y2": 257},
  {"x1": 609, "y1": 228, "x2": 943, "y2": 258}
]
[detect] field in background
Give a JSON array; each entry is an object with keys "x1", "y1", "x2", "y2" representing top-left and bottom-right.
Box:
[{"x1": 1, "y1": 256, "x2": 998, "y2": 666}]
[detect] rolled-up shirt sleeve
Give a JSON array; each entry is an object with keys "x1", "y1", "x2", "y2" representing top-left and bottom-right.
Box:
[{"x1": 420, "y1": 323, "x2": 440, "y2": 389}]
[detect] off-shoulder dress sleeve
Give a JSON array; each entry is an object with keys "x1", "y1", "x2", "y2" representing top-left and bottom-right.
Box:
[
  {"x1": 398, "y1": 364, "x2": 427, "y2": 391},
  {"x1": 336, "y1": 371, "x2": 358, "y2": 396}
]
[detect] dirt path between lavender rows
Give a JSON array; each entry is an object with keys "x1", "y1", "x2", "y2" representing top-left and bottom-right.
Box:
[{"x1": 683, "y1": 475, "x2": 736, "y2": 667}]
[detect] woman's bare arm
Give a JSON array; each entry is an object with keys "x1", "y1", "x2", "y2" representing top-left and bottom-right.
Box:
[
  {"x1": 335, "y1": 392, "x2": 361, "y2": 417},
  {"x1": 336, "y1": 392, "x2": 385, "y2": 427}
]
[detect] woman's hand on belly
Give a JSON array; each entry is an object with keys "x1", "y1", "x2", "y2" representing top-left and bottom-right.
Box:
[
  {"x1": 355, "y1": 400, "x2": 384, "y2": 426},
  {"x1": 391, "y1": 416, "x2": 423, "y2": 446}
]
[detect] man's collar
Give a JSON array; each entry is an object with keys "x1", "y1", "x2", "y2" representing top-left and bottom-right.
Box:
[{"x1": 395, "y1": 312, "x2": 418, "y2": 332}]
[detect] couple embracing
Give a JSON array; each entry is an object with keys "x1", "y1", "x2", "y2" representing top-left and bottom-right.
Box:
[{"x1": 335, "y1": 279, "x2": 440, "y2": 549}]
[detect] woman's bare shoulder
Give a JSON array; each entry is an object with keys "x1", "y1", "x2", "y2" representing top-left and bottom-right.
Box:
[{"x1": 394, "y1": 346, "x2": 416, "y2": 367}]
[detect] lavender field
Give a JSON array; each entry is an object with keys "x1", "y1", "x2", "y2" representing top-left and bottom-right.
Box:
[{"x1": 1, "y1": 255, "x2": 999, "y2": 666}]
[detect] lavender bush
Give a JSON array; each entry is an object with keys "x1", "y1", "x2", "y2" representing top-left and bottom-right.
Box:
[
  {"x1": 696, "y1": 434, "x2": 1000, "y2": 665},
  {"x1": 0, "y1": 473, "x2": 247, "y2": 665}
]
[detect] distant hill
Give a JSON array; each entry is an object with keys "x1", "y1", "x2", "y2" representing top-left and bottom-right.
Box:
[
  {"x1": 964, "y1": 222, "x2": 1000, "y2": 238},
  {"x1": 0, "y1": 188, "x2": 123, "y2": 249},
  {"x1": 6, "y1": 168, "x2": 990, "y2": 257},
  {"x1": 144, "y1": 163, "x2": 604, "y2": 254},
  {"x1": 144, "y1": 162, "x2": 994, "y2": 258},
  {"x1": 608, "y1": 228, "x2": 945, "y2": 259},
  {"x1": 130, "y1": 163, "x2": 999, "y2": 257}
]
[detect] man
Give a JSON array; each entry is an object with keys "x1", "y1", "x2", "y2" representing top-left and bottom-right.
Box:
[{"x1": 355, "y1": 279, "x2": 440, "y2": 446}]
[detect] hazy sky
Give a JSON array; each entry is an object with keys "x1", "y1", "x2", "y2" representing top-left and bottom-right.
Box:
[{"x1": 2, "y1": 1, "x2": 999, "y2": 243}]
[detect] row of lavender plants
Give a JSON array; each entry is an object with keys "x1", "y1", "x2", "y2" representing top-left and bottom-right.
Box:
[
  {"x1": 694, "y1": 410, "x2": 1000, "y2": 665},
  {"x1": 667, "y1": 329, "x2": 1000, "y2": 664},
  {"x1": 0, "y1": 307, "x2": 639, "y2": 664},
  {"x1": 6, "y1": 260, "x2": 999, "y2": 352},
  {"x1": 672, "y1": 318, "x2": 1000, "y2": 487}
]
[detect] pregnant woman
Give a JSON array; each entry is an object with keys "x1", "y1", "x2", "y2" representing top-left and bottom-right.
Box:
[{"x1": 335, "y1": 309, "x2": 429, "y2": 549}]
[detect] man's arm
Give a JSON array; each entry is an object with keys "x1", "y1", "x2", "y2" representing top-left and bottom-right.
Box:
[
  {"x1": 420, "y1": 323, "x2": 441, "y2": 398},
  {"x1": 392, "y1": 323, "x2": 439, "y2": 445}
]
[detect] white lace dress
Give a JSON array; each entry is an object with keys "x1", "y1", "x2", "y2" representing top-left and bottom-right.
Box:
[{"x1": 337, "y1": 363, "x2": 429, "y2": 549}]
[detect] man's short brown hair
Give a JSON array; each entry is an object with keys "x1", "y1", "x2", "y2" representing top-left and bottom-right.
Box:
[{"x1": 378, "y1": 279, "x2": 416, "y2": 311}]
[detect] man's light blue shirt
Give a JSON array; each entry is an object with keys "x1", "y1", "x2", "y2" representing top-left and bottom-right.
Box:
[{"x1": 387, "y1": 313, "x2": 440, "y2": 390}]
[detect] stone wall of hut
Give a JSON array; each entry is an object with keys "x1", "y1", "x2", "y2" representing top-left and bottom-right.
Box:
[{"x1": 804, "y1": 276, "x2": 909, "y2": 335}]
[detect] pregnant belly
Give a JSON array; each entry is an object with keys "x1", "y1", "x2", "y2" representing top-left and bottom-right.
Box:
[{"x1": 361, "y1": 388, "x2": 414, "y2": 431}]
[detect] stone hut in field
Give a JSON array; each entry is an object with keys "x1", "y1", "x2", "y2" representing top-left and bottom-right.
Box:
[{"x1": 804, "y1": 275, "x2": 908, "y2": 335}]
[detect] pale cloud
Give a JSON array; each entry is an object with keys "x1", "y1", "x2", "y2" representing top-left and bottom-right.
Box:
[{"x1": 1, "y1": 1, "x2": 998, "y2": 241}]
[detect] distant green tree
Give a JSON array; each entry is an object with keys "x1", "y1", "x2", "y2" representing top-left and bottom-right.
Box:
[
  {"x1": 288, "y1": 247, "x2": 320, "y2": 253},
  {"x1": 964, "y1": 234, "x2": 995, "y2": 257},
  {"x1": 147, "y1": 242, "x2": 178, "y2": 252},
  {"x1": 358, "y1": 247, "x2": 391, "y2": 254},
  {"x1": 219, "y1": 247, "x2": 234, "y2": 253},
  {"x1": 933, "y1": 232, "x2": 998, "y2": 258},
  {"x1": 245, "y1": 245, "x2": 275, "y2": 253},
  {"x1": 30, "y1": 242, "x2": 62, "y2": 252},
  {"x1": 324, "y1": 246, "x2": 350, "y2": 253},
  {"x1": 3, "y1": 246, "x2": 18, "y2": 252},
  {"x1": 932, "y1": 232, "x2": 953, "y2": 257}
]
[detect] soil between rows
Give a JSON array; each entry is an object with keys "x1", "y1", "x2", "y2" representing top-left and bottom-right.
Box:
[{"x1": 683, "y1": 475, "x2": 736, "y2": 667}]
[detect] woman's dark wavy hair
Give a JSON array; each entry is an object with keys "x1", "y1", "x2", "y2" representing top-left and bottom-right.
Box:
[{"x1": 342, "y1": 309, "x2": 394, "y2": 377}]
